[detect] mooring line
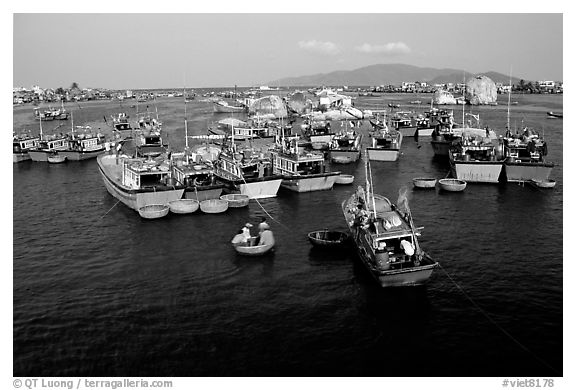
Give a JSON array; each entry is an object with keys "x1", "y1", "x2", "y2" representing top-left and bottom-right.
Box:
[
  {"x1": 438, "y1": 264, "x2": 561, "y2": 375},
  {"x1": 99, "y1": 199, "x2": 121, "y2": 219}
]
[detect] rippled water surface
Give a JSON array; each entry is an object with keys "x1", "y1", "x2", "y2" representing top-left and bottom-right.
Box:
[{"x1": 13, "y1": 92, "x2": 562, "y2": 376}]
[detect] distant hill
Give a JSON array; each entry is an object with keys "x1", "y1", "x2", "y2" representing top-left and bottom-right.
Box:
[{"x1": 268, "y1": 63, "x2": 522, "y2": 87}]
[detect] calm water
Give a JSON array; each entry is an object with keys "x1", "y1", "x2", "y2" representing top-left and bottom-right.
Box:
[{"x1": 13, "y1": 92, "x2": 563, "y2": 376}]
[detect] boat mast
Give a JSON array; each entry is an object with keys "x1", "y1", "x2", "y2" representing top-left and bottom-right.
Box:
[
  {"x1": 507, "y1": 67, "x2": 512, "y2": 133},
  {"x1": 461, "y1": 73, "x2": 466, "y2": 128},
  {"x1": 39, "y1": 113, "x2": 43, "y2": 140},
  {"x1": 71, "y1": 111, "x2": 74, "y2": 139},
  {"x1": 184, "y1": 76, "x2": 188, "y2": 150}
]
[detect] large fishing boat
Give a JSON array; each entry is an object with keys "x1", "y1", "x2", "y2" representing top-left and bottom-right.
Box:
[
  {"x1": 214, "y1": 138, "x2": 283, "y2": 199},
  {"x1": 449, "y1": 131, "x2": 505, "y2": 183},
  {"x1": 389, "y1": 111, "x2": 418, "y2": 138},
  {"x1": 501, "y1": 128, "x2": 554, "y2": 183},
  {"x1": 342, "y1": 162, "x2": 438, "y2": 287},
  {"x1": 27, "y1": 118, "x2": 69, "y2": 162},
  {"x1": 13, "y1": 133, "x2": 40, "y2": 163},
  {"x1": 170, "y1": 153, "x2": 225, "y2": 201},
  {"x1": 96, "y1": 144, "x2": 185, "y2": 211},
  {"x1": 366, "y1": 126, "x2": 403, "y2": 162},
  {"x1": 59, "y1": 114, "x2": 106, "y2": 161},
  {"x1": 329, "y1": 128, "x2": 362, "y2": 163},
  {"x1": 270, "y1": 135, "x2": 340, "y2": 192}
]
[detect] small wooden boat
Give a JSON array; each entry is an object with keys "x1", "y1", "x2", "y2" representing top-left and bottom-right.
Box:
[
  {"x1": 529, "y1": 179, "x2": 556, "y2": 189},
  {"x1": 200, "y1": 198, "x2": 229, "y2": 213},
  {"x1": 234, "y1": 243, "x2": 275, "y2": 256},
  {"x1": 335, "y1": 174, "x2": 354, "y2": 185},
  {"x1": 220, "y1": 194, "x2": 249, "y2": 208},
  {"x1": 331, "y1": 155, "x2": 353, "y2": 164},
  {"x1": 412, "y1": 177, "x2": 437, "y2": 189},
  {"x1": 546, "y1": 111, "x2": 563, "y2": 119},
  {"x1": 47, "y1": 154, "x2": 67, "y2": 164},
  {"x1": 168, "y1": 199, "x2": 200, "y2": 214},
  {"x1": 438, "y1": 178, "x2": 467, "y2": 192},
  {"x1": 138, "y1": 204, "x2": 169, "y2": 219},
  {"x1": 308, "y1": 230, "x2": 349, "y2": 248},
  {"x1": 311, "y1": 141, "x2": 329, "y2": 150}
]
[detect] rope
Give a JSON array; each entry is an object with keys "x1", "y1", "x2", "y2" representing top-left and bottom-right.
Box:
[
  {"x1": 437, "y1": 264, "x2": 561, "y2": 375},
  {"x1": 239, "y1": 175, "x2": 292, "y2": 232},
  {"x1": 99, "y1": 199, "x2": 121, "y2": 219}
]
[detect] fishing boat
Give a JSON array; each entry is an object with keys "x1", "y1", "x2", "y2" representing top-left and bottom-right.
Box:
[
  {"x1": 546, "y1": 111, "x2": 563, "y2": 119},
  {"x1": 270, "y1": 135, "x2": 340, "y2": 192},
  {"x1": 168, "y1": 199, "x2": 200, "y2": 214},
  {"x1": 307, "y1": 230, "x2": 349, "y2": 248},
  {"x1": 59, "y1": 115, "x2": 106, "y2": 161},
  {"x1": 138, "y1": 204, "x2": 170, "y2": 219},
  {"x1": 449, "y1": 135, "x2": 505, "y2": 183},
  {"x1": 214, "y1": 137, "x2": 283, "y2": 199},
  {"x1": 389, "y1": 111, "x2": 418, "y2": 138},
  {"x1": 47, "y1": 152, "x2": 67, "y2": 164},
  {"x1": 329, "y1": 128, "x2": 362, "y2": 163},
  {"x1": 13, "y1": 133, "x2": 40, "y2": 163},
  {"x1": 302, "y1": 120, "x2": 336, "y2": 145},
  {"x1": 500, "y1": 129, "x2": 554, "y2": 183},
  {"x1": 342, "y1": 162, "x2": 438, "y2": 287},
  {"x1": 213, "y1": 100, "x2": 246, "y2": 113},
  {"x1": 438, "y1": 178, "x2": 467, "y2": 192},
  {"x1": 429, "y1": 108, "x2": 459, "y2": 157},
  {"x1": 366, "y1": 127, "x2": 403, "y2": 162},
  {"x1": 96, "y1": 147, "x2": 185, "y2": 212},
  {"x1": 412, "y1": 178, "x2": 437, "y2": 189},
  {"x1": 200, "y1": 198, "x2": 229, "y2": 213},
  {"x1": 110, "y1": 112, "x2": 133, "y2": 132}
]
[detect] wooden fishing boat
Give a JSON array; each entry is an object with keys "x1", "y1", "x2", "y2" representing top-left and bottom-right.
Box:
[
  {"x1": 220, "y1": 194, "x2": 250, "y2": 208},
  {"x1": 138, "y1": 204, "x2": 169, "y2": 219},
  {"x1": 307, "y1": 230, "x2": 349, "y2": 248},
  {"x1": 342, "y1": 163, "x2": 438, "y2": 287},
  {"x1": 438, "y1": 178, "x2": 467, "y2": 192},
  {"x1": 200, "y1": 198, "x2": 229, "y2": 213},
  {"x1": 13, "y1": 133, "x2": 40, "y2": 163},
  {"x1": 168, "y1": 199, "x2": 200, "y2": 214},
  {"x1": 234, "y1": 243, "x2": 275, "y2": 256},
  {"x1": 335, "y1": 174, "x2": 354, "y2": 185},
  {"x1": 412, "y1": 178, "x2": 437, "y2": 189},
  {"x1": 529, "y1": 179, "x2": 556, "y2": 189}
]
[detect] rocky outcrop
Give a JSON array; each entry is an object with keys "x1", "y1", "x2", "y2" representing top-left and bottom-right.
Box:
[
  {"x1": 466, "y1": 75, "x2": 497, "y2": 105},
  {"x1": 433, "y1": 90, "x2": 457, "y2": 105},
  {"x1": 248, "y1": 95, "x2": 288, "y2": 118}
]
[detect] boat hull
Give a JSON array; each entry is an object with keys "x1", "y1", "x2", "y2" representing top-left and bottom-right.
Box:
[
  {"x1": 183, "y1": 186, "x2": 223, "y2": 202},
  {"x1": 59, "y1": 148, "x2": 106, "y2": 161},
  {"x1": 366, "y1": 147, "x2": 401, "y2": 161},
  {"x1": 13, "y1": 153, "x2": 31, "y2": 163},
  {"x1": 431, "y1": 139, "x2": 451, "y2": 157},
  {"x1": 213, "y1": 103, "x2": 245, "y2": 113},
  {"x1": 28, "y1": 150, "x2": 56, "y2": 162},
  {"x1": 280, "y1": 172, "x2": 339, "y2": 192},
  {"x1": 504, "y1": 162, "x2": 554, "y2": 183},
  {"x1": 451, "y1": 161, "x2": 503, "y2": 183},
  {"x1": 97, "y1": 155, "x2": 184, "y2": 211},
  {"x1": 309, "y1": 133, "x2": 335, "y2": 144}
]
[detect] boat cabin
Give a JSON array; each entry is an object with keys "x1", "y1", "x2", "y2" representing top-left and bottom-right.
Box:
[
  {"x1": 35, "y1": 137, "x2": 69, "y2": 152},
  {"x1": 121, "y1": 158, "x2": 173, "y2": 190},
  {"x1": 13, "y1": 136, "x2": 39, "y2": 152},
  {"x1": 271, "y1": 137, "x2": 327, "y2": 176},
  {"x1": 68, "y1": 135, "x2": 103, "y2": 152},
  {"x1": 112, "y1": 113, "x2": 132, "y2": 131},
  {"x1": 452, "y1": 137, "x2": 497, "y2": 162},
  {"x1": 503, "y1": 136, "x2": 547, "y2": 162}
]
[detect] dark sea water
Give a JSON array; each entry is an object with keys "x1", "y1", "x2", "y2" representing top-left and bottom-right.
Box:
[{"x1": 13, "y1": 92, "x2": 563, "y2": 377}]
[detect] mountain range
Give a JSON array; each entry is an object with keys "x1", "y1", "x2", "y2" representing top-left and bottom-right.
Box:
[{"x1": 267, "y1": 63, "x2": 523, "y2": 87}]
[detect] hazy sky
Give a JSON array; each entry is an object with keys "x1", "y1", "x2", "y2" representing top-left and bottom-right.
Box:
[{"x1": 13, "y1": 12, "x2": 563, "y2": 89}]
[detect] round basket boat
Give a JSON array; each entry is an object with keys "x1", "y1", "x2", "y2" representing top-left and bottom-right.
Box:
[
  {"x1": 138, "y1": 204, "x2": 169, "y2": 219},
  {"x1": 335, "y1": 174, "x2": 354, "y2": 185},
  {"x1": 331, "y1": 155, "x2": 353, "y2": 164},
  {"x1": 48, "y1": 155, "x2": 67, "y2": 164},
  {"x1": 168, "y1": 199, "x2": 200, "y2": 214},
  {"x1": 530, "y1": 179, "x2": 556, "y2": 189},
  {"x1": 438, "y1": 178, "x2": 467, "y2": 192},
  {"x1": 412, "y1": 177, "x2": 437, "y2": 189},
  {"x1": 307, "y1": 230, "x2": 349, "y2": 248},
  {"x1": 234, "y1": 243, "x2": 275, "y2": 256},
  {"x1": 200, "y1": 198, "x2": 229, "y2": 213},
  {"x1": 220, "y1": 194, "x2": 250, "y2": 208}
]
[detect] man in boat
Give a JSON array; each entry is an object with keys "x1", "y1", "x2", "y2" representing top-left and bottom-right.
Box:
[
  {"x1": 400, "y1": 239, "x2": 415, "y2": 262},
  {"x1": 258, "y1": 222, "x2": 275, "y2": 247}
]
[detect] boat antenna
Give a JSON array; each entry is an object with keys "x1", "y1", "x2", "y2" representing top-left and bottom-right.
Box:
[
  {"x1": 507, "y1": 66, "x2": 512, "y2": 134},
  {"x1": 462, "y1": 73, "x2": 466, "y2": 128},
  {"x1": 71, "y1": 111, "x2": 75, "y2": 140},
  {"x1": 184, "y1": 74, "x2": 188, "y2": 150}
]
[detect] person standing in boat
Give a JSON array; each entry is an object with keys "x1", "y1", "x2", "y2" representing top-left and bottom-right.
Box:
[{"x1": 242, "y1": 223, "x2": 253, "y2": 246}]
